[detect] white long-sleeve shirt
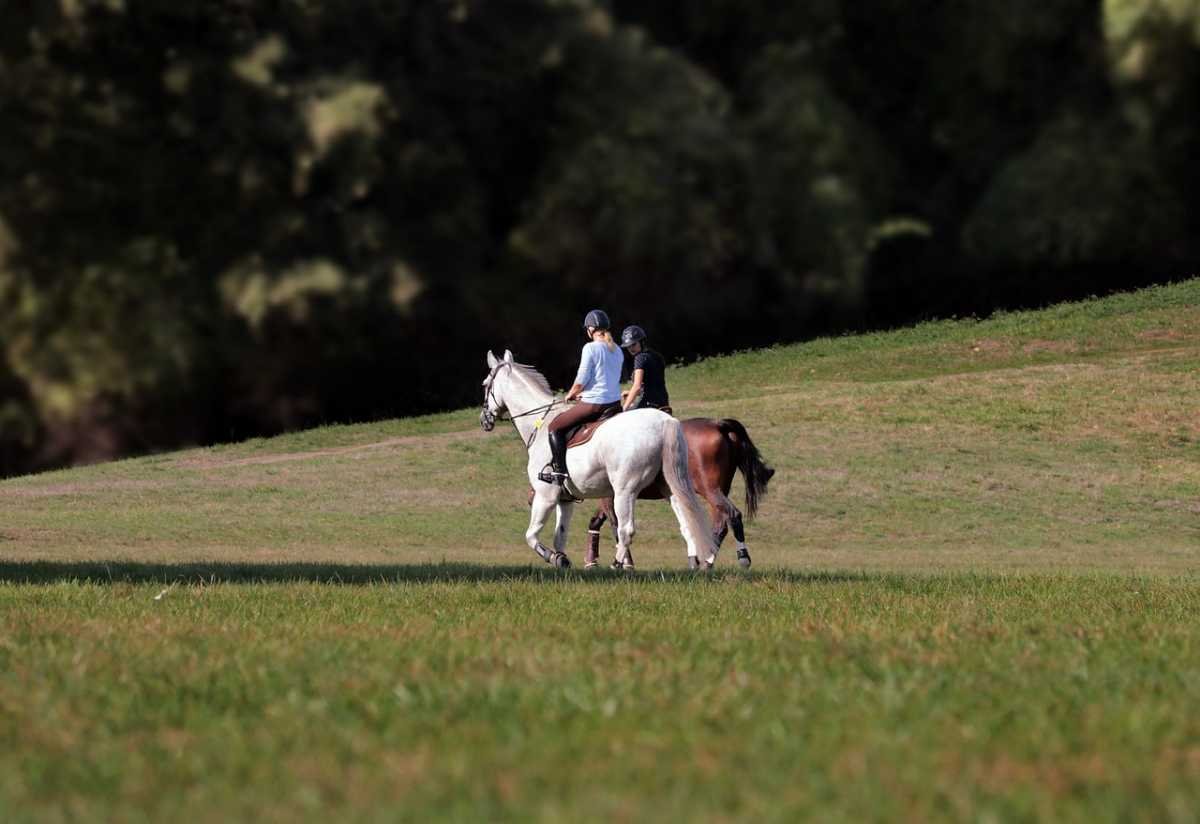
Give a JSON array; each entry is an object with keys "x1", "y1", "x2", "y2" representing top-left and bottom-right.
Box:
[{"x1": 573, "y1": 341, "x2": 623, "y2": 403}]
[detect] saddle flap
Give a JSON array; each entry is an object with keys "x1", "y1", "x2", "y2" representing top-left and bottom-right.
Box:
[{"x1": 565, "y1": 405, "x2": 621, "y2": 449}]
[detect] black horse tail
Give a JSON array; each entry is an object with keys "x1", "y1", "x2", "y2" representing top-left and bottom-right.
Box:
[{"x1": 716, "y1": 418, "x2": 775, "y2": 520}]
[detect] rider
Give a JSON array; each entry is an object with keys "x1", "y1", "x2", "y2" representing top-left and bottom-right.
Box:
[
  {"x1": 540, "y1": 309, "x2": 623, "y2": 486},
  {"x1": 620, "y1": 324, "x2": 671, "y2": 414}
]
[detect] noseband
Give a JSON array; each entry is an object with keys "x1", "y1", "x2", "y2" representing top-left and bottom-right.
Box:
[
  {"x1": 480, "y1": 365, "x2": 562, "y2": 448},
  {"x1": 480, "y1": 381, "x2": 501, "y2": 431}
]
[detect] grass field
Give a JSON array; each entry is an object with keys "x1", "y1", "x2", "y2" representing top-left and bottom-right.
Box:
[{"x1": 2, "y1": 280, "x2": 1199, "y2": 820}]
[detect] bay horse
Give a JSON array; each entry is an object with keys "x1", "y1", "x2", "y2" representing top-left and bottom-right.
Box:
[
  {"x1": 481, "y1": 350, "x2": 717, "y2": 569},
  {"x1": 582, "y1": 418, "x2": 774, "y2": 570}
]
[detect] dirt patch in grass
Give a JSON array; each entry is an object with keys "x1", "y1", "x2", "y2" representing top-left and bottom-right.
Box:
[
  {"x1": 1152, "y1": 499, "x2": 1200, "y2": 514},
  {"x1": 1137, "y1": 329, "x2": 1189, "y2": 343},
  {"x1": 0, "y1": 527, "x2": 63, "y2": 543},
  {"x1": 1022, "y1": 339, "x2": 1081, "y2": 355},
  {"x1": 968, "y1": 339, "x2": 1012, "y2": 355},
  {"x1": 0, "y1": 479, "x2": 164, "y2": 498},
  {"x1": 175, "y1": 428, "x2": 483, "y2": 470}
]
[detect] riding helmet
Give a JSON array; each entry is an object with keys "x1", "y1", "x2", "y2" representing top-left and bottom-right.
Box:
[
  {"x1": 583, "y1": 309, "x2": 610, "y2": 330},
  {"x1": 620, "y1": 325, "x2": 646, "y2": 348}
]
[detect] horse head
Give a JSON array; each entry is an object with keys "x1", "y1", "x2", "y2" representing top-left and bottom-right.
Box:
[{"x1": 480, "y1": 349, "x2": 515, "y2": 431}]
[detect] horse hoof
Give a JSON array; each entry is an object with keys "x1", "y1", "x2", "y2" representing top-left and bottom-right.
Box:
[
  {"x1": 737, "y1": 549, "x2": 751, "y2": 569},
  {"x1": 705, "y1": 561, "x2": 714, "y2": 571},
  {"x1": 584, "y1": 561, "x2": 598, "y2": 570},
  {"x1": 551, "y1": 552, "x2": 571, "y2": 569},
  {"x1": 687, "y1": 557, "x2": 700, "y2": 571}
]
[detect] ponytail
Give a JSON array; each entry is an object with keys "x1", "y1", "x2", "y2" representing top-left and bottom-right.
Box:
[{"x1": 586, "y1": 326, "x2": 619, "y2": 352}]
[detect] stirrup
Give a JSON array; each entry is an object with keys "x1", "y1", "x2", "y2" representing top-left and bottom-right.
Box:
[{"x1": 537, "y1": 466, "x2": 569, "y2": 485}]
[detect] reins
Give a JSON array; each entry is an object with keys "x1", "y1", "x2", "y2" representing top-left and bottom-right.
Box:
[
  {"x1": 483, "y1": 377, "x2": 563, "y2": 450},
  {"x1": 508, "y1": 398, "x2": 562, "y2": 450}
]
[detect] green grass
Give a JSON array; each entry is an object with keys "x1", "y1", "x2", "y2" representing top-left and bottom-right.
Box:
[
  {"x1": 2, "y1": 279, "x2": 1200, "y2": 820},
  {"x1": 3, "y1": 573, "x2": 1200, "y2": 821}
]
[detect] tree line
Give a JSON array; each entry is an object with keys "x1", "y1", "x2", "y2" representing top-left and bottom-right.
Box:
[{"x1": 2, "y1": 0, "x2": 1197, "y2": 475}]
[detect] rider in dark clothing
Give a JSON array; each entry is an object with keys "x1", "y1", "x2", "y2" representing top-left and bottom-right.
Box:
[{"x1": 620, "y1": 325, "x2": 671, "y2": 414}]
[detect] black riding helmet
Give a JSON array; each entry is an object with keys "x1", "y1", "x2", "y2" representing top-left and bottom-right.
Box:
[
  {"x1": 620, "y1": 325, "x2": 646, "y2": 348},
  {"x1": 583, "y1": 309, "x2": 610, "y2": 330}
]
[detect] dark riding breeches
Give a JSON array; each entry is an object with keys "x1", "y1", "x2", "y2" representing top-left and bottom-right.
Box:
[{"x1": 547, "y1": 401, "x2": 619, "y2": 470}]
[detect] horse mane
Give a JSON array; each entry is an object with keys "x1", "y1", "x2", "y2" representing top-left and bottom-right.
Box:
[{"x1": 509, "y1": 361, "x2": 553, "y2": 398}]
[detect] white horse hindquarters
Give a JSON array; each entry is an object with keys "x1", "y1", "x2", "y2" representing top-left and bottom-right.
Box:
[
  {"x1": 558, "y1": 410, "x2": 663, "y2": 499},
  {"x1": 583, "y1": 410, "x2": 670, "y2": 565},
  {"x1": 591, "y1": 410, "x2": 668, "y2": 488}
]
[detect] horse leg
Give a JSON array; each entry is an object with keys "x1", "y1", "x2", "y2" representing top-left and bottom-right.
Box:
[
  {"x1": 608, "y1": 512, "x2": 633, "y2": 570},
  {"x1": 603, "y1": 499, "x2": 630, "y2": 568},
  {"x1": 730, "y1": 507, "x2": 751, "y2": 568},
  {"x1": 585, "y1": 509, "x2": 604, "y2": 568},
  {"x1": 526, "y1": 494, "x2": 570, "y2": 568},
  {"x1": 703, "y1": 494, "x2": 736, "y2": 570},
  {"x1": 613, "y1": 492, "x2": 637, "y2": 571},
  {"x1": 593, "y1": 498, "x2": 631, "y2": 570},
  {"x1": 585, "y1": 501, "x2": 610, "y2": 569},
  {"x1": 666, "y1": 493, "x2": 703, "y2": 570},
  {"x1": 553, "y1": 500, "x2": 575, "y2": 559}
]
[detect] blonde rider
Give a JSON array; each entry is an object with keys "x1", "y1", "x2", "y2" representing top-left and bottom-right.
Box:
[{"x1": 539, "y1": 309, "x2": 623, "y2": 486}]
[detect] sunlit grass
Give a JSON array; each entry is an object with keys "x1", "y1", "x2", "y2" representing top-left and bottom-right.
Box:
[{"x1": 2, "y1": 573, "x2": 1199, "y2": 820}]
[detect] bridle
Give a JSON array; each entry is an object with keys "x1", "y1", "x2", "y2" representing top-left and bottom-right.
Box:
[{"x1": 481, "y1": 365, "x2": 563, "y2": 449}]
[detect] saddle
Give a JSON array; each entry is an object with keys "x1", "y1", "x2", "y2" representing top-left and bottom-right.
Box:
[{"x1": 564, "y1": 404, "x2": 622, "y2": 449}]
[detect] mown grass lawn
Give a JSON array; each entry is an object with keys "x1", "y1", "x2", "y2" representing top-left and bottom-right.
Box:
[
  {"x1": 2, "y1": 571, "x2": 1199, "y2": 822},
  {"x1": 1, "y1": 280, "x2": 1199, "y2": 820}
]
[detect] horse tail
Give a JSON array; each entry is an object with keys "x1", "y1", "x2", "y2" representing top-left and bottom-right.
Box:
[
  {"x1": 662, "y1": 416, "x2": 719, "y2": 560},
  {"x1": 717, "y1": 418, "x2": 775, "y2": 521}
]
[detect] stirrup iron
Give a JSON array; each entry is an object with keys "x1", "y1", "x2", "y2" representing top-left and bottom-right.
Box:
[{"x1": 537, "y1": 464, "x2": 569, "y2": 486}]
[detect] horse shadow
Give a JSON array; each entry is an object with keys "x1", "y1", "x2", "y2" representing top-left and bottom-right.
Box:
[{"x1": 0, "y1": 560, "x2": 869, "y2": 586}]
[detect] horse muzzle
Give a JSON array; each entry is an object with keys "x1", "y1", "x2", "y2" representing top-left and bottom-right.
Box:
[{"x1": 480, "y1": 409, "x2": 496, "y2": 432}]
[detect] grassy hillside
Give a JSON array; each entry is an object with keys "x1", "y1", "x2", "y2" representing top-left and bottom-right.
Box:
[
  {"x1": 2, "y1": 280, "x2": 1199, "y2": 821},
  {"x1": 3, "y1": 278, "x2": 1198, "y2": 572}
]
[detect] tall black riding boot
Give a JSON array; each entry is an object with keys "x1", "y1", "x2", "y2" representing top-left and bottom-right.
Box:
[{"x1": 543, "y1": 430, "x2": 569, "y2": 486}]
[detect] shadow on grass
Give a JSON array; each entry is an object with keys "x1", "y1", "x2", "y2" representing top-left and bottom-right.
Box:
[{"x1": 0, "y1": 560, "x2": 872, "y2": 586}]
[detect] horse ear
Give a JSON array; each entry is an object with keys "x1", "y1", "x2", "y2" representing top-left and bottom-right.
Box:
[
  {"x1": 486, "y1": 351, "x2": 498, "y2": 369},
  {"x1": 503, "y1": 350, "x2": 514, "y2": 364}
]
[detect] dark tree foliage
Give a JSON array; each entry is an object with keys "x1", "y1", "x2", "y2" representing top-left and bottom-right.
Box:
[{"x1": 1, "y1": 0, "x2": 1196, "y2": 474}]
